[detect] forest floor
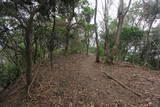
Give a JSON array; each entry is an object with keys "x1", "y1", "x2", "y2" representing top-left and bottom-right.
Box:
[{"x1": 1, "y1": 54, "x2": 160, "y2": 107}]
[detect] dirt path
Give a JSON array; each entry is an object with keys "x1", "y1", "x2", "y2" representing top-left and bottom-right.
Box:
[
  {"x1": 1, "y1": 54, "x2": 160, "y2": 107},
  {"x1": 77, "y1": 55, "x2": 142, "y2": 106}
]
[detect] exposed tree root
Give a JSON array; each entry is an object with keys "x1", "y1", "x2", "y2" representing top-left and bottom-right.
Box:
[
  {"x1": 28, "y1": 63, "x2": 42, "y2": 98},
  {"x1": 102, "y1": 72, "x2": 142, "y2": 97}
]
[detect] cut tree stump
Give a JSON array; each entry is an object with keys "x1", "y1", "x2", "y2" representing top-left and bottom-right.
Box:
[{"x1": 102, "y1": 72, "x2": 142, "y2": 97}]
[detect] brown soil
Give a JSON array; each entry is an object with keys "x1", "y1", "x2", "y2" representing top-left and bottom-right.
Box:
[{"x1": 0, "y1": 54, "x2": 160, "y2": 107}]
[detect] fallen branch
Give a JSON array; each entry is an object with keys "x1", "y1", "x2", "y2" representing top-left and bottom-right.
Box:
[{"x1": 102, "y1": 72, "x2": 142, "y2": 97}]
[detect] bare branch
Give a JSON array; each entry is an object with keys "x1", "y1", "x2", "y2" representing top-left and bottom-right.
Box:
[{"x1": 124, "y1": 0, "x2": 132, "y2": 16}]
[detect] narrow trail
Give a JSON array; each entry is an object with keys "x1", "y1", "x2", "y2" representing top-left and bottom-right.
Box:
[
  {"x1": 1, "y1": 54, "x2": 160, "y2": 107},
  {"x1": 77, "y1": 55, "x2": 142, "y2": 106}
]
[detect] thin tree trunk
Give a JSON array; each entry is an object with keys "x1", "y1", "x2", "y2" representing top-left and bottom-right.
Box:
[
  {"x1": 85, "y1": 31, "x2": 88, "y2": 55},
  {"x1": 50, "y1": 50, "x2": 53, "y2": 69},
  {"x1": 50, "y1": 15, "x2": 56, "y2": 70},
  {"x1": 48, "y1": 2, "x2": 57, "y2": 69},
  {"x1": 64, "y1": 6, "x2": 74, "y2": 54},
  {"x1": 86, "y1": 37, "x2": 90, "y2": 55},
  {"x1": 104, "y1": 31, "x2": 110, "y2": 60},
  {"x1": 85, "y1": 31, "x2": 90, "y2": 55},
  {"x1": 94, "y1": 0, "x2": 100, "y2": 62},
  {"x1": 33, "y1": 38, "x2": 38, "y2": 63},
  {"x1": 65, "y1": 28, "x2": 70, "y2": 53},
  {"x1": 145, "y1": 16, "x2": 156, "y2": 66},
  {"x1": 104, "y1": 0, "x2": 109, "y2": 51},
  {"x1": 25, "y1": 20, "x2": 33, "y2": 89},
  {"x1": 103, "y1": 0, "x2": 112, "y2": 63}
]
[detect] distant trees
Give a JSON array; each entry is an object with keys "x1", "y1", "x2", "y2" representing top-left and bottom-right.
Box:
[
  {"x1": 100, "y1": 0, "x2": 160, "y2": 69},
  {"x1": 119, "y1": 26, "x2": 144, "y2": 62},
  {"x1": 81, "y1": 5, "x2": 94, "y2": 55}
]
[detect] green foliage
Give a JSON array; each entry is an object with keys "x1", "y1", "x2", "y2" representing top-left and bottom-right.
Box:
[
  {"x1": 118, "y1": 26, "x2": 143, "y2": 60},
  {"x1": 109, "y1": 19, "x2": 117, "y2": 33},
  {"x1": 81, "y1": 5, "x2": 94, "y2": 23},
  {"x1": 0, "y1": 64, "x2": 19, "y2": 88},
  {"x1": 89, "y1": 47, "x2": 96, "y2": 53},
  {"x1": 70, "y1": 47, "x2": 82, "y2": 54},
  {"x1": 99, "y1": 47, "x2": 106, "y2": 57},
  {"x1": 126, "y1": 53, "x2": 144, "y2": 65},
  {"x1": 121, "y1": 26, "x2": 143, "y2": 43},
  {"x1": 58, "y1": 0, "x2": 81, "y2": 17},
  {"x1": 115, "y1": 26, "x2": 145, "y2": 65},
  {"x1": 84, "y1": 24, "x2": 94, "y2": 31},
  {"x1": 89, "y1": 47, "x2": 105, "y2": 57}
]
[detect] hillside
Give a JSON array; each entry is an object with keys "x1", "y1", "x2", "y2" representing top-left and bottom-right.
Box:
[{"x1": 0, "y1": 54, "x2": 160, "y2": 107}]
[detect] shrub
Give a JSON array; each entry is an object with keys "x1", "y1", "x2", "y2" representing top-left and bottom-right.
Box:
[
  {"x1": 0, "y1": 64, "x2": 19, "y2": 88},
  {"x1": 99, "y1": 47, "x2": 105, "y2": 57}
]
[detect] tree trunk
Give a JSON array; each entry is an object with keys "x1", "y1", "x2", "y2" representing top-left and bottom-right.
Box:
[
  {"x1": 104, "y1": 25, "x2": 110, "y2": 58},
  {"x1": 33, "y1": 38, "x2": 38, "y2": 64},
  {"x1": 109, "y1": 0, "x2": 124, "y2": 62},
  {"x1": 85, "y1": 31, "x2": 89, "y2": 55},
  {"x1": 50, "y1": 50, "x2": 53, "y2": 69},
  {"x1": 103, "y1": 0, "x2": 112, "y2": 63},
  {"x1": 50, "y1": 15, "x2": 56, "y2": 70},
  {"x1": 65, "y1": 28, "x2": 70, "y2": 54},
  {"x1": 112, "y1": 16, "x2": 124, "y2": 57},
  {"x1": 106, "y1": 0, "x2": 131, "y2": 63},
  {"x1": 24, "y1": 21, "x2": 33, "y2": 89},
  {"x1": 86, "y1": 37, "x2": 90, "y2": 55},
  {"x1": 144, "y1": 16, "x2": 156, "y2": 66},
  {"x1": 94, "y1": 0, "x2": 100, "y2": 62},
  {"x1": 104, "y1": 0, "x2": 109, "y2": 51}
]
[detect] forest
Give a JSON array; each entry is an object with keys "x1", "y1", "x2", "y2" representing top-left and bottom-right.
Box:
[{"x1": 0, "y1": 0, "x2": 160, "y2": 106}]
